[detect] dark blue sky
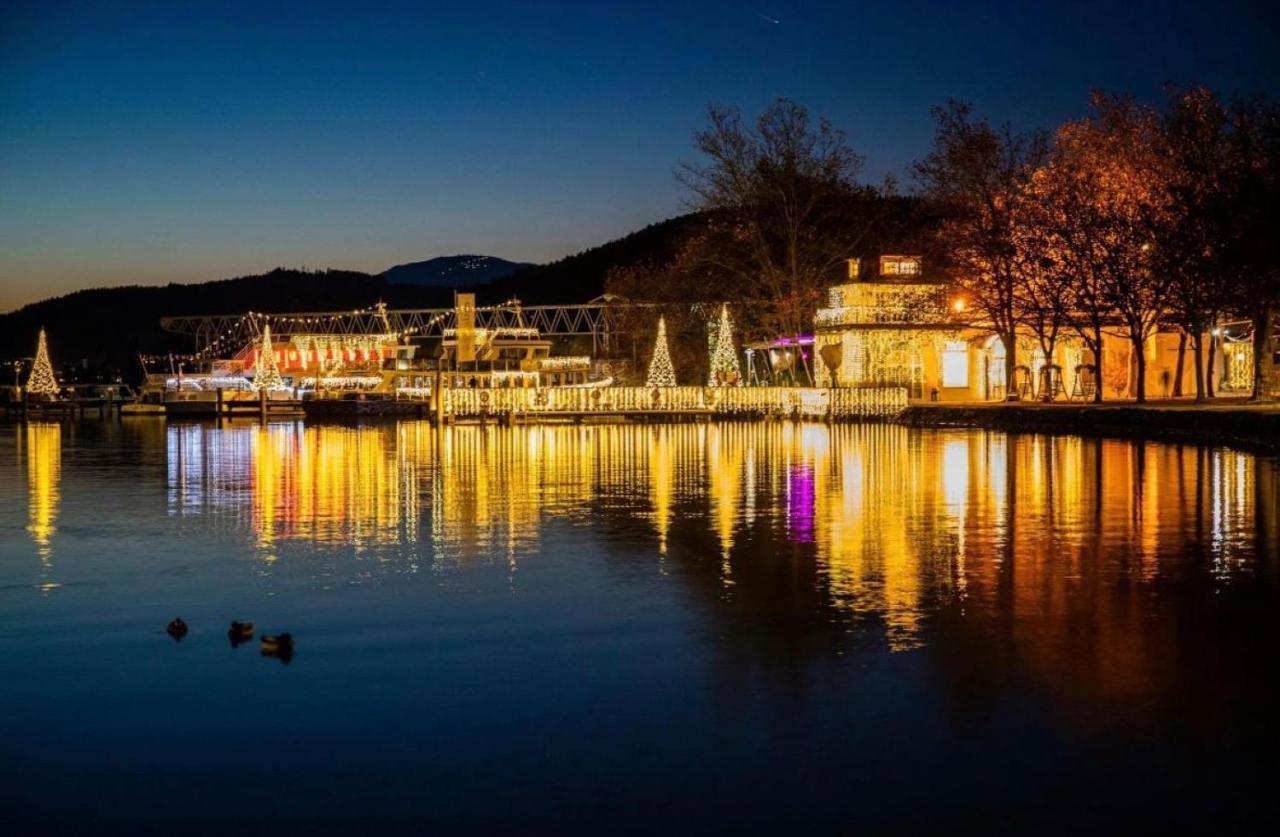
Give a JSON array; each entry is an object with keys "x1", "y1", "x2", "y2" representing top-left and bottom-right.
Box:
[{"x1": 1, "y1": 0, "x2": 1276, "y2": 311}]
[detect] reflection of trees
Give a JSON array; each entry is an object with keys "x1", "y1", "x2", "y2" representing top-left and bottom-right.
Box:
[
  {"x1": 640, "y1": 425, "x2": 1277, "y2": 738},
  {"x1": 157, "y1": 418, "x2": 1278, "y2": 734}
]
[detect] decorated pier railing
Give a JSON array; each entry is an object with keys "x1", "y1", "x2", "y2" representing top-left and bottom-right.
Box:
[{"x1": 441, "y1": 386, "x2": 907, "y2": 421}]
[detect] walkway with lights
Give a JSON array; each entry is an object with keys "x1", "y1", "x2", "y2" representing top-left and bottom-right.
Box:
[{"x1": 437, "y1": 385, "x2": 908, "y2": 423}]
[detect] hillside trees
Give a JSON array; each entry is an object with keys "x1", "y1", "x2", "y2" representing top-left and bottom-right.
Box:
[{"x1": 676, "y1": 98, "x2": 886, "y2": 342}]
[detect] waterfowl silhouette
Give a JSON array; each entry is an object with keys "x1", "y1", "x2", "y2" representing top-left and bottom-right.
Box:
[
  {"x1": 166, "y1": 617, "x2": 189, "y2": 641},
  {"x1": 228, "y1": 621, "x2": 254, "y2": 648},
  {"x1": 260, "y1": 633, "x2": 294, "y2": 663}
]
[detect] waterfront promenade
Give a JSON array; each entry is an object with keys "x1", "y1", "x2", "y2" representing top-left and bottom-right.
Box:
[{"x1": 901, "y1": 399, "x2": 1280, "y2": 453}]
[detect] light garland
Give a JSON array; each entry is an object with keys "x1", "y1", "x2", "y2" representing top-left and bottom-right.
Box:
[
  {"x1": 251, "y1": 324, "x2": 286, "y2": 391},
  {"x1": 300, "y1": 375, "x2": 383, "y2": 390},
  {"x1": 443, "y1": 327, "x2": 542, "y2": 340},
  {"x1": 26, "y1": 329, "x2": 59, "y2": 398},
  {"x1": 1222, "y1": 341, "x2": 1253, "y2": 391},
  {"x1": 647, "y1": 317, "x2": 676, "y2": 387},
  {"x1": 708, "y1": 305, "x2": 741, "y2": 386},
  {"x1": 175, "y1": 297, "x2": 526, "y2": 363},
  {"x1": 440, "y1": 385, "x2": 907, "y2": 418},
  {"x1": 489, "y1": 370, "x2": 541, "y2": 386},
  {"x1": 163, "y1": 376, "x2": 253, "y2": 391},
  {"x1": 536, "y1": 356, "x2": 591, "y2": 371}
]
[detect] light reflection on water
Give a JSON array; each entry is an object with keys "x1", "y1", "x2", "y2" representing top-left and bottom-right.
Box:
[
  {"x1": 145, "y1": 419, "x2": 1279, "y2": 652},
  {"x1": 3, "y1": 418, "x2": 1279, "y2": 828},
  {"x1": 31, "y1": 420, "x2": 1280, "y2": 633}
]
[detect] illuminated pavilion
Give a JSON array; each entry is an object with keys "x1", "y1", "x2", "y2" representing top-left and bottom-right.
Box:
[{"x1": 813, "y1": 255, "x2": 1249, "y2": 401}]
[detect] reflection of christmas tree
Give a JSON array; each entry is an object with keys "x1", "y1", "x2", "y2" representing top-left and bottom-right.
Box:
[
  {"x1": 251, "y1": 324, "x2": 285, "y2": 391},
  {"x1": 707, "y1": 304, "x2": 741, "y2": 386},
  {"x1": 26, "y1": 329, "x2": 59, "y2": 398},
  {"x1": 646, "y1": 317, "x2": 677, "y2": 387}
]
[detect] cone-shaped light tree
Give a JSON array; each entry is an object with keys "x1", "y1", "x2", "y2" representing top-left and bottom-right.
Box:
[
  {"x1": 707, "y1": 304, "x2": 741, "y2": 386},
  {"x1": 251, "y1": 324, "x2": 285, "y2": 392},
  {"x1": 646, "y1": 317, "x2": 677, "y2": 387},
  {"x1": 26, "y1": 329, "x2": 60, "y2": 398}
]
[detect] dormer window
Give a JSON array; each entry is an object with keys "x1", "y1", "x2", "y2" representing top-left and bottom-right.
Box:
[
  {"x1": 880, "y1": 255, "x2": 921, "y2": 277},
  {"x1": 846, "y1": 257, "x2": 861, "y2": 279}
]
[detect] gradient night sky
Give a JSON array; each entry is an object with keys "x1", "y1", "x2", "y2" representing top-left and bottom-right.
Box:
[{"x1": 2, "y1": 0, "x2": 1277, "y2": 312}]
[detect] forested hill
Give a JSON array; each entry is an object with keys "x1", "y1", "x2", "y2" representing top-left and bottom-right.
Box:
[
  {"x1": 0, "y1": 213, "x2": 704, "y2": 378},
  {"x1": 484, "y1": 214, "x2": 705, "y2": 303},
  {"x1": 0, "y1": 202, "x2": 935, "y2": 380},
  {"x1": 0, "y1": 269, "x2": 456, "y2": 379}
]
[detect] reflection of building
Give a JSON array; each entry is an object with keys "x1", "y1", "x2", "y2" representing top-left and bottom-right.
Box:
[
  {"x1": 158, "y1": 420, "x2": 1273, "y2": 645},
  {"x1": 813, "y1": 255, "x2": 1237, "y2": 401}
]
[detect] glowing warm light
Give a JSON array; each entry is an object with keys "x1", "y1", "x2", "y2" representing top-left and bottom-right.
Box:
[
  {"x1": 647, "y1": 317, "x2": 677, "y2": 387},
  {"x1": 151, "y1": 417, "x2": 1271, "y2": 675},
  {"x1": 26, "y1": 329, "x2": 59, "y2": 397},
  {"x1": 251, "y1": 324, "x2": 286, "y2": 391},
  {"x1": 941, "y1": 341, "x2": 969, "y2": 388},
  {"x1": 536, "y1": 356, "x2": 592, "y2": 372},
  {"x1": 708, "y1": 305, "x2": 741, "y2": 386},
  {"x1": 26, "y1": 422, "x2": 61, "y2": 562},
  {"x1": 301, "y1": 375, "x2": 382, "y2": 390},
  {"x1": 649, "y1": 427, "x2": 674, "y2": 554}
]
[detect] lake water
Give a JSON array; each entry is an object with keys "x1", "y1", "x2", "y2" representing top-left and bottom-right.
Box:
[{"x1": 1, "y1": 418, "x2": 1278, "y2": 831}]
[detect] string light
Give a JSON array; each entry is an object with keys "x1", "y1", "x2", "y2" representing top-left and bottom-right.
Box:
[
  {"x1": 300, "y1": 375, "x2": 382, "y2": 390},
  {"x1": 708, "y1": 305, "x2": 741, "y2": 386},
  {"x1": 441, "y1": 385, "x2": 906, "y2": 418},
  {"x1": 250, "y1": 324, "x2": 286, "y2": 391},
  {"x1": 26, "y1": 328, "x2": 59, "y2": 398},
  {"x1": 536, "y1": 356, "x2": 591, "y2": 372},
  {"x1": 646, "y1": 317, "x2": 676, "y2": 387}
]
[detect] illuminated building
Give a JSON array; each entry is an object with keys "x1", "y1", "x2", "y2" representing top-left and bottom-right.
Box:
[{"x1": 814, "y1": 255, "x2": 1230, "y2": 401}]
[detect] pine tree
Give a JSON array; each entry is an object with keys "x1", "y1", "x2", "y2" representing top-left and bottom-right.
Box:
[
  {"x1": 707, "y1": 304, "x2": 741, "y2": 386},
  {"x1": 646, "y1": 317, "x2": 677, "y2": 387},
  {"x1": 26, "y1": 328, "x2": 59, "y2": 399},
  {"x1": 251, "y1": 324, "x2": 285, "y2": 391}
]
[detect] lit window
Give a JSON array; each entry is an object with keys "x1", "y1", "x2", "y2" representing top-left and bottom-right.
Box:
[
  {"x1": 846, "y1": 258, "x2": 861, "y2": 279},
  {"x1": 942, "y1": 341, "x2": 968, "y2": 388},
  {"x1": 879, "y1": 255, "x2": 921, "y2": 277}
]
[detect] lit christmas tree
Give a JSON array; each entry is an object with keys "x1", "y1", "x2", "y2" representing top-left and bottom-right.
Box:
[
  {"x1": 707, "y1": 304, "x2": 741, "y2": 386},
  {"x1": 26, "y1": 328, "x2": 60, "y2": 399},
  {"x1": 251, "y1": 324, "x2": 285, "y2": 391},
  {"x1": 646, "y1": 317, "x2": 677, "y2": 387}
]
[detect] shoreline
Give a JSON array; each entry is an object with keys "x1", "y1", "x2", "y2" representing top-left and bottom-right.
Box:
[
  {"x1": 7, "y1": 397, "x2": 1280, "y2": 455},
  {"x1": 897, "y1": 401, "x2": 1280, "y2": 455}
]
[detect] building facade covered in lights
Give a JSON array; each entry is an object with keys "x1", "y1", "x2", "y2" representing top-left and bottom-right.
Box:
[
  {"x1": 813, "y1": 255, "x2": 1253, "y2": 401},
  {"x1": 147, "y1": 293, "x2": 598, "y2": 406}
]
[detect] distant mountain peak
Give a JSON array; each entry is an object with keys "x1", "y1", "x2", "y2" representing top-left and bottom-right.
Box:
[{"x1": 381, "y1": 255, "x2": 533, "y2": 288}]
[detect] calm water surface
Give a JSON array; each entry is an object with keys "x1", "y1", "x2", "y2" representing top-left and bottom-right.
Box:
[{"x1": 1, "y1": 419, "x2": 1278, "y2": 831}]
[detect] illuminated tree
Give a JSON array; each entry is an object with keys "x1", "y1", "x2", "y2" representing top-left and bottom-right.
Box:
[
  {"x1": 251, "y1": 324, "x2": 285, "y2": 391},
  {"x1": 646, "y1": 317, "x2": 677, "y2": 386},
  {"x1": 1157, "y1": 87, "x2": 1236, "y2": 401},
  {"x1": 1035, "y1": 94, "x2": 1172, "y2": 403},
  {"x1": 708, "y1": 304, "x2": 741, "y2": 386},
  {"x1": 26, "y1": 329, "x2": 59, "y2": 399},
  {"x1": 915, "y1": 100, "x2": 1047, "y2": 398}
]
